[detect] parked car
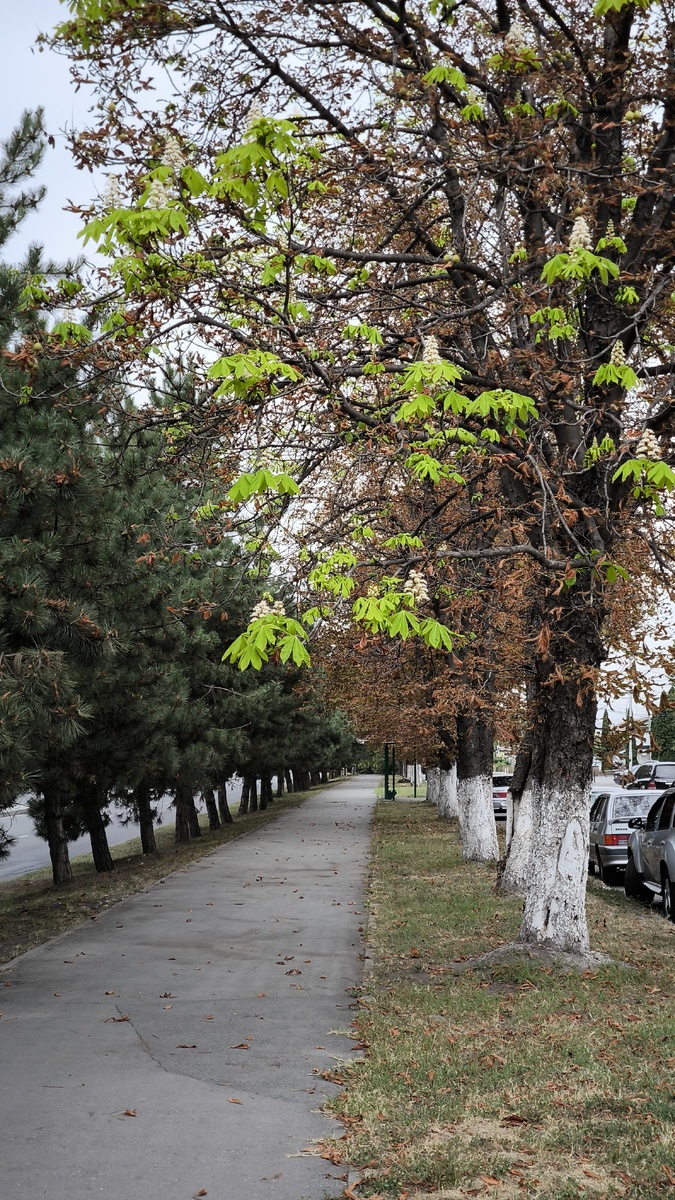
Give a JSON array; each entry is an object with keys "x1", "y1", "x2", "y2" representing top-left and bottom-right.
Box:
[
  {"x1": 492, "y1": 774, "x2": 512, "y2": 817},
  {"x1": 625, "y1": 762, "x2": 675, "y2": 791},
  {"x1": 625, "y1": 788, "x2": 675, "y2": 919},
  {"x1": 589, "y1": 789, "x2": 655, "y2": 884}
]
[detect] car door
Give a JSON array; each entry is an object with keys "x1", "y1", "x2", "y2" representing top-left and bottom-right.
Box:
[
  {"x1": 589, "y1": 794, "x2": 608, "y2": 860},
  {"x1": 653, "y1": 793, "x2": 675, "y2": 878},
  {"x1": 641, "y1": 795, "x2": 669, "y2": 881}
]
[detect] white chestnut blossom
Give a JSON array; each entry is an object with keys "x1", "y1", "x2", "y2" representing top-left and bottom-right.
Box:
[
  {"x1": 569, "y1": 216, "x2": 592, "y2": 251},
  {"x1": 635, "y1": 429, "x2": 661, "y2": 461},
  {"x1": 403, "y1": 569, "x2": 430, "y2": 605},
  {"x1": 422, "y1": 334, "x2": 442, "y2": 365},
  {"x1": 247, "y1": 100, "x2": 264, "y2": 128},
  {"x1": 503, "y1": 21, "x2": 530, "y2": 53},
  {"x1": 146, "y1": 178, "x2": 170, "y2": 209},
  {"x1": 102, "y1": 174, "x2": 123, "y2": 209},
  {"x1": 162, "y1": 134, "x2": 185, "y2": 172},
  {"x1": 610, "y1": 340, "x2": 626, "y2": 366},
  {"x1": 271, "y1": 600, "x2": 286, "y2": 616}
]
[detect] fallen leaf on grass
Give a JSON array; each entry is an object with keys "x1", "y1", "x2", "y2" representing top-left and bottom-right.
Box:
[
  {"x1": 501, "y1": 1114, "x2": 528, "y2": 1126},
  {"x1": 664, "y1": 1165, "x2": 675, "y2": 1186},
  {"x1": 227, "y1": 1098, "x2": 242, "y2": 1104},
  {"x1": 582, "y1": 1169, "x2": 602, "y2": 1180},
  {"x1": 409, "y1": 947, "x2": 420, "y2": 958}
]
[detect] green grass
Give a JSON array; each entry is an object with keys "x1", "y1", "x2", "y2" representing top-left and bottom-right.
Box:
[
  {"x1": 0, "y1": 786, "x2": 319, "y2": 964},
  {"x1": 376, "y1": 781, "x2": 427, "y2": 800},
  {"x1": 325, "y1": 802, "x2": 675, "y2": 1199}
]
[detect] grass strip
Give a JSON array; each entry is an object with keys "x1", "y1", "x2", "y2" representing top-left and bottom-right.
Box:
[
  {"x1": 326, "y1": 801, "x2": 675, "y2": 1200},
  {"x1": 0, "y1": 786, "x2": 318, "y2": 964}
]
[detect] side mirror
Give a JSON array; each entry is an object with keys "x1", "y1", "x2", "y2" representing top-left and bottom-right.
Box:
[{"x1": 628, "y1": 817, "x2": 644, "y2": 829}]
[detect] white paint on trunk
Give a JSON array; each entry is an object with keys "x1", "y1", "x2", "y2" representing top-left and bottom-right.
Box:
[
  {"x1": 438, "y1": 765, "x2": 458, "y2": 819},
  {"x1": 520, "y1": 780, "x2": 590, "y2": 952},
  {"x1": 426, "y1": 766, "x2": 440, "y2": 806},
  {"x1": 500, "y1": 777, "x2": 538, "y2": 895},
  {"x1": 457, "y1": 774, "x2": 499, "y2": 861}
]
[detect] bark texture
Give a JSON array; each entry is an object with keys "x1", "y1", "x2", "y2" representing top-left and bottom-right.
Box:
[
  {"x1": 43, "y1": 789, "x2": 73, "y2": 885},
  {"x1": 218, "y1": 778, "x2": 233, "y2": 824},
  {"x1": 456, "y1": 713, "x2": 498, "y2": 861},
  {"x1": 135, "y1": 780, "x2": 157, "y2": 854},
  {"x1": 438, "y1": 764, "x2": 458, "y2": 819},
  {"x1": 83, "y1": 801, "x2": 114, "y2": 873},
  {"x1": 519, "y1": 680, "x2": 596, "y2": 952},
  {"x1": 425, "y1": 765, "x2": 440, "y2": 807},
  {"x1": 203, "y1": 788, "x2": 220, "y2": 830}
]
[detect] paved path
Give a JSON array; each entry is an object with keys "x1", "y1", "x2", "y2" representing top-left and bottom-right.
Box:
[{"x1": 0, "y1": 775, "x2": 377, "y2": 1200}]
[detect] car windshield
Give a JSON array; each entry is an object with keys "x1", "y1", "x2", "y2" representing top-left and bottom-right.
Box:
[
  {"x1": 611, "y1": 794, "x2": 654, "y2": 821},
  {"x1": 493, "y1": 776, "x2": 511, "y2": 786}
]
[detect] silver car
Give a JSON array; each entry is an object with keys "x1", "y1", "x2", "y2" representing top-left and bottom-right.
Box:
[
  {"x1": 625, "y1": 788, "x2": 675, "y2": 919},
  {"x1": 589, "y1": 789, "x2": 655, "y2": 885},
  {"x1": 492, "y1": 774, "x2": 512, "y2": 818}
]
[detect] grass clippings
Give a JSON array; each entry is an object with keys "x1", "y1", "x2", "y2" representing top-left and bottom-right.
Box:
[
  {"x1": 326, "y1": 801, "x2": 675, "y2": 1200},
  {"x1": 0, "y1": 786, "x2": 317, "y2": 963}
]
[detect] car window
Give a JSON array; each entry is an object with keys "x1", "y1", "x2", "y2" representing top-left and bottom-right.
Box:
[
  {"x1": 633, "y1": 765, "x2": 652, "y2": 781},
  {"x1": 658, "y1": 794, "x2": 675, "y2": 830},
  {"x1": 655, "y1": 765, "x2": 675, "y2": 783},
  {"x1": 594, "y1": 795, "x2": 609, "y2": 821},
  {"x1": 492, "y1": 775, "x2": 512, "y2": 787},
  {"x1": 611, "y1": 794, "x2": 654, "y2": 821},
  {"x1": 646, "y1": 797, "x2": 666, "y2": 831},
  {"x1": 590, "y1": 797, "x2": 602, "y2": 821}
]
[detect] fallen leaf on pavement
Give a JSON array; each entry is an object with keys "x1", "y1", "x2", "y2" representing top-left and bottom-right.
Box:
[
  {"x1": 177, "y1": 1044, "x2": 197, "y2": 1049},
  {"x1": 104, "y1": 1015, "x2": 130, "y2": 1023},
  {"x1": 104, "y1": 991, "x2": 115, "y2": 996},
  {"x1": 256, "y1": 993, "x2": 266, "y2": 998},
  {"x1": 192, "y1": 1190, "x2": 207, "y2": 1197},
  {"x1": 160, "y1": 992, "x2": 172, "y2": 998},
  {"x1": 285, "y1": 969, "x2": 301, "y2": 975},
  {"x1": 228, "y1": 1098, "x2": 242, "y2": 1104},
  {"x1": 230, "y1": 1043, "x2": 250, "y2": 1050},
  {"x1": 123, "y1": 1109, "x2": 137, "y2": 1117}
]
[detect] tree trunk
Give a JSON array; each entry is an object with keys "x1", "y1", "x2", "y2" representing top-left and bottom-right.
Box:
[
  {"x1": 187, "y1": 794, "x2": 201, "y2": 838},
  {"x1": 248, "y1": 776, "x2": 258, "y2": 812},
  {"x1": 174, "y1": 786, "x2": 194, "y2": 843},
  {"x1": 425, "y1": 765, "x2": 440, "y2": 806},
  {"x1": 218, "y1": 778, "x2": 234, "y2": 824},
  {"x1": 310, "y1": 770, "x2": 321, "y2": 787},
  {"x1": 456, "y1": 713, "x2": 499, "y2": 861},
  {"x1": 43, "y1": 789, "x2": 73, "y2": 886},
  {"x1": 519, "y1": 679, "x2": 596, "y2": 953},
  {"x1": 276, "y1": 772, "x2": 284, "y2": 797},
  {"x1": 501, "y1": 721, "x2": 535, "y2": 895},
  {"x1": 259, "y1": 774, "x2": 270, "y2": 810},
  {"x1": 438, "y1": 764, "x2": 458, "y2": 819},
  {"x1": 292, "y1": 770, "x2": 304, "y2": 792},
  {"x1": 83, "y1": 801, "x2": 114, "y2": 873},
  {"x1": 238, "y1": 777, "x2": 250, "y2": 815},
  {"x1": 135, "y1": 780, "x2": 157, "y2": 854},
  {"x1": 284, "y1": 769, "x2": 294, "y2": 793},
  {"x1": 203, "y1": 788, "x2": 220, "y2": 830},
  {"x1": 321, "y1": 769, "x2": 328, "y2": 784}
]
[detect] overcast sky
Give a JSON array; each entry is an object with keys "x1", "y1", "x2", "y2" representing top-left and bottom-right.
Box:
[{"x1": 4, "y1": 3, "x2": 97, "y2": 262}]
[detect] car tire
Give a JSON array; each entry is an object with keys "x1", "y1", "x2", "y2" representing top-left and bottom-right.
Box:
[
  {"x1": 597, "y1": 852, "x2": 617, "y2": 886},
  {"x1": 625, "y1": 856, "x2": 651, "y2": 904},
  {"x1": 588, "y1": 857, "x2": 596, "y2": 876},
  {"x1": 662, "y1": 870, "x2": 675, "y2": 923}
]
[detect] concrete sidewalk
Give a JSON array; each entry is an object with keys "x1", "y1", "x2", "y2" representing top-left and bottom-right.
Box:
[{"x1": 0, "y1": 775, "x2": 377, "y2": 1200}]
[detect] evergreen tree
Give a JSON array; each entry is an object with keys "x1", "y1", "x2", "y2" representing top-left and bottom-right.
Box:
[{"x1": 652, "y1": 689, "x2": 675, "y2": 762}]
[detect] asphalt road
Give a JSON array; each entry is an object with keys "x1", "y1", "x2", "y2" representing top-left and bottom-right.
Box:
[
  {"x1": 0, "y1": 781, "x2": 246, "y2": 882},
  {"x1": 0, "y1": 774, "x2": 377, "y2": 1200}
]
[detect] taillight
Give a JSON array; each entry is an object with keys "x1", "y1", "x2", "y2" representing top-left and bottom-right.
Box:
[
  {"x1": 604, "y1": 834, "x2": 629, "y2": 846},
  {"x1": 648, "y1": 782, "x2": 657, "y2": 789}
]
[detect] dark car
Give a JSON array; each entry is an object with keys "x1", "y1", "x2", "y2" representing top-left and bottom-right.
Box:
[
  {"x1": 625, "y1": 788, "x2": 675, "y2": 919},
  {"x1": 625, "y1": 762, "x2": 675, "y2": 791}
]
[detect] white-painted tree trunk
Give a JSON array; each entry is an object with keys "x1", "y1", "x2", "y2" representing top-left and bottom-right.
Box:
[
  {"x1": 500, "y1": 777, "x2": 538, "y2": 895},
  {"x1": 426, "y1": 766, "x2": 440, "y2": 806},
  {"x1": 438, "y1": 764, "x2": 458, "y2": 819},
  {"x1": 457, "y1": 774, "x2": 499, "y2": 861},
  {"x1": 519, "y1": 778, "x2": 590, "y2": 952}
]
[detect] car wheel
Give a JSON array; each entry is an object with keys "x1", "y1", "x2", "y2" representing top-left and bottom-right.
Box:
[
  {"x1": 588, "y1": 857, "x2": 596, "y2": 876},
  {"x1": 662, "y1": 870, "x2": 675, "y2": 923},
  {"x1": 625, "y1": 856, "x2": 651, "y2": 904},
  {"x1": 597, "y1": 852, "x2": 617, "y2": 886}
]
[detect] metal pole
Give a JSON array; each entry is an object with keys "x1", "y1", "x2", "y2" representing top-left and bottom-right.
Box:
[
  {"x1": 384, "y1": 742, "x2": 389, "y2": 799},
  {"x1": 413, "y1": 759, "x2": 417, "y2": 798},
  {"x1": 391, "y1": 745, "x2": 397, "y2": 801}
]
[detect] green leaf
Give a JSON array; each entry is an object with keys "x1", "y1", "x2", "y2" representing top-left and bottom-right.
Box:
[{"x1": 423, "y1": 64, "x2": 467, "y2": 90}]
